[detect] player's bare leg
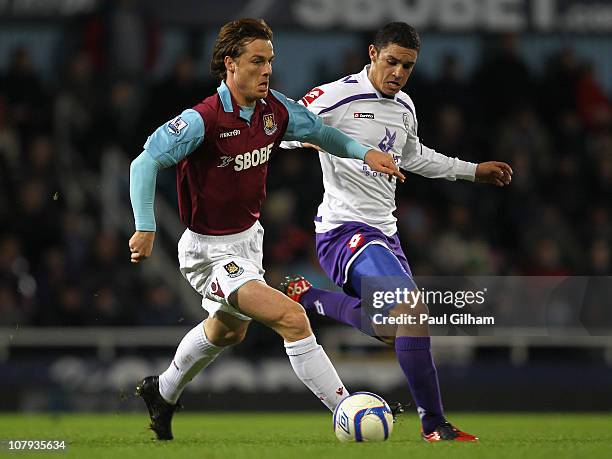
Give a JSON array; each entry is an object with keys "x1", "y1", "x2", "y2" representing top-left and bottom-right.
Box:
[{"x1": 234, "y1": 280, "x2": 349, "y2": 410}]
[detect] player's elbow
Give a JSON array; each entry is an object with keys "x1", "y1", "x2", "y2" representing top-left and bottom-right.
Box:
[
  {"x1": 131, "y1": 151, "x2": 163, "y2": 177},
  {"x1": 130, "y1": 152, "x2": 145, "y2": 178}
]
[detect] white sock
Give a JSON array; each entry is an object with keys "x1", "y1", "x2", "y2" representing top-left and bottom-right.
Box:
[
  {"x1": 284, "y1": 334, "x2": 349, "y2": 411},
  {"x1": 158, "y1": 321, "x2": 224, "y2": 404}
]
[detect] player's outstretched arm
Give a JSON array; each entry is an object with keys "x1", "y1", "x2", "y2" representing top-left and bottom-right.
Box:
[
  {"x1": 475, "y1": 161, "x2": 513, "y2": 187},
  {"x1": 272, "y1": 89, "x2": 404, "y2": 181},
  {"x1": 305, "y1": 124, "x2": 405, "y2": 182},
  {"x1": 287, "y1": 140, "x2": 405, "y2": 182}
]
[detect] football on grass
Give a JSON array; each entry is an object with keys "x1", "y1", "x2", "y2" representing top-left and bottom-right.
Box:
[{"x1": 333, "y1": 392, "x2": 394, "y2": 442}]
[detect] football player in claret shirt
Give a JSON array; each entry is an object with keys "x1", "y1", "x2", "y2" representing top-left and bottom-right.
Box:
[
  {"x1": 128, "y1": 18, "x2": 404, "y2": 440},
  {"x1": 280, "y1": 22, "x2": 512, "y2": 442}
]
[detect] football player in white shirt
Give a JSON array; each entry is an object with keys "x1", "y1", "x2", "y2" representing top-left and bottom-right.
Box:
[{"x1": 281, "y1": 22, "x2": 512, "y2": 442}]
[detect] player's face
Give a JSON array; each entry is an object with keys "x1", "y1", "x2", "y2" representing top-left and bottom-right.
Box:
[
  {"x1": 226, "y1": 39, "x2": 274, "y2": 106},
  {"x1": 368, "y1": 43, "x2": 418, "y2": 96}
]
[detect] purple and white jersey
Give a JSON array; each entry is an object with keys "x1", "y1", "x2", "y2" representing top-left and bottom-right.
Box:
[{"x1": 282, "y1": 66, "x2": 477, "y2": 236}]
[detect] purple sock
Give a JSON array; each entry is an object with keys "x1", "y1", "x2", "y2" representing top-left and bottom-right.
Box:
[
  {"x1": 301, "y1": 287, "x2": 363, "y2": 330},
  {"x1": 395, "y1": 336, "x2": 445, "y2": 434}
]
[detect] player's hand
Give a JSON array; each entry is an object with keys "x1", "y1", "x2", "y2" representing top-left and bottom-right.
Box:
[
  {"x1": 129, "y1": 231, "x2": 155, "y2": 263},
  {"x1": 475, "y1": 161, "x2": 513, "y2": 187},
  {"x1": 364, "y1": 150, "x2": 406, "y2": 183}
]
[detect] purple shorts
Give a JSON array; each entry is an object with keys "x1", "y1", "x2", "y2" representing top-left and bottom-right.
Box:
[{"x1": 315, "y1": 221, "x2": 413, "y2": 289}]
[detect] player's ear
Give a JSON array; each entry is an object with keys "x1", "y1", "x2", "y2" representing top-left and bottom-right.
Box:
[
  {"x1": 224, "y1": 56, "x2": 236, "y2": 74},
  {"x1": 368, "y1": 44, "x2": 378, "y2": 62}
]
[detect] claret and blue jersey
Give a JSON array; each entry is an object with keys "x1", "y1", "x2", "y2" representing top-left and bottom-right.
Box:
[
  {"x1": 130, "y1": 81, "x2": 370, "y2": 236},
  {"x1": 174, "y1": 82, "x2": 293, "y2": 236}
]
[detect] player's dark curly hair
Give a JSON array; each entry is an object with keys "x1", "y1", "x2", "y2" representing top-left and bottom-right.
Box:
[
  {"x1": 373, "y1": 22, "x2": 420, "y2": 53},
  {"x1": 210, "y1": 18, "x2": 273, "y2": 81}
]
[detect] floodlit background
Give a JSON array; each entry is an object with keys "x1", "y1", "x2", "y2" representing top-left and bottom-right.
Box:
[{"x1": 1, "y1": 0, "x2": 611, "y2": 412}]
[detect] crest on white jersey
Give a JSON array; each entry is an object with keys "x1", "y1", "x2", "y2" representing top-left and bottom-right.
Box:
[{"x1": 403, "y1": 113, "x2": 415, "y2": 134}]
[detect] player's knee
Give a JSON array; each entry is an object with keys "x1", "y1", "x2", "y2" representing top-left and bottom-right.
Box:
[
  {"x1": 207, "y1": 324, "x2": 248, "y2": 347},
  {"x1": 379, "y1": 335, "x2": 396, "y2": 346},
  {"x1": 391, "y1": 300, "x2": 430, "y2": 338},
  {"x1": 391, "y1": 300, "x2": 429, "y2": 317},
  {"x1": 218, "y1": 328, "x2": 248, "y2": 346}
]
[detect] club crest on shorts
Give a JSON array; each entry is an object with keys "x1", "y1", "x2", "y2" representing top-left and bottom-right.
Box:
[
  {"x1": 224, "y1": 261, "x2": 244, "y2": 278},
  {"x1": 263, "y1": 113, "x2": 277, "y2": 135}
]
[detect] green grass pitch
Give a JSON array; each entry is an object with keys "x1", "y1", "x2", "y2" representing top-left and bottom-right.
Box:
[{"x1": 0, "y1": 413, "x2": 610, "y2": 458}]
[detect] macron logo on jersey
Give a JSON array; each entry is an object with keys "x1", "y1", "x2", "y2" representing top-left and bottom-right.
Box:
[
  {"x1": 301, "y1": 88, "x2": 324, "y2": 107},
  {"x1": 234, "y1": 143, "x2": 273, "y2": 171},
  {"x1": 220, "y1": 129, "x2": 241, "y2": 139}
]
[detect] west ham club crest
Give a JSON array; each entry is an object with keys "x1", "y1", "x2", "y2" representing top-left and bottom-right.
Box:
[
  {"x1": 263, "y1": 113, "x2": 277, "y2": 135},
  {"x1": 224, "y1": 261, "x2": 244, "y2": 278}
]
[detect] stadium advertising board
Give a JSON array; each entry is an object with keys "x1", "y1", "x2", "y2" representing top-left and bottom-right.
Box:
[
  {"x1": 290, "y1": 0, "x2": 612, "y2": 32},
  {"x1": 2, "y1": 0, "x2": 612, "y2": 32}
]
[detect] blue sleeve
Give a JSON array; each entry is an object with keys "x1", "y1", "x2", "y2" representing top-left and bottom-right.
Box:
[
  {"x1": 130, "y1": 151, "x2": 161, "y2": 231},
  {"x1": 270, "y1": 89, "x2": 322, "y2": 141},
  {"x1": 143, "y1": 108, "x2": 205, "y2": 167},
  {"x1": 271, "y1": 89, "x2": 368, "y2": 160},
  {"x1": 130, "y1": 109, "x2": 205, "y2": 231}
]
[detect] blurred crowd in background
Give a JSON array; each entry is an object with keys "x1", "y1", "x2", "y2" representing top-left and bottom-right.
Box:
[{"x1": 1, "y1": 6, "x2": 611, "y2": 329}]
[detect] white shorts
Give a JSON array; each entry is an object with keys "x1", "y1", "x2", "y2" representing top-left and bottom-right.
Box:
[{"x1": 177, "y1": 221, "x2": 266, "y2": 321}]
